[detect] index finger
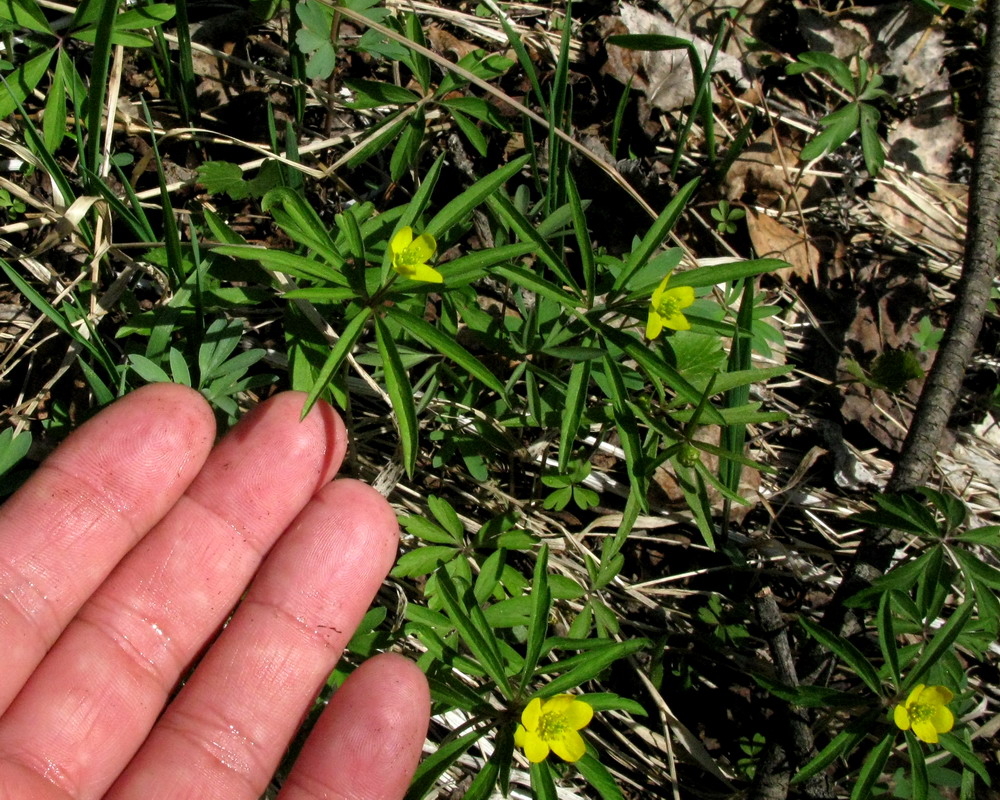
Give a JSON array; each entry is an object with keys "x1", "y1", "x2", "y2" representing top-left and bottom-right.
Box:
[{"x1": 0, "y1": 384, "x2": 216, "y2": 715}]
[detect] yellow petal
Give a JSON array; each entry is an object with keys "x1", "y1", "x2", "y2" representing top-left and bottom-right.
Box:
[
  {"x1": 522, "y1": 697, "x2": 542, "y2": 731},
  {"x1": 905, "y1": 684, "x2": 926, "y2": 707},
  {"x1": 923, "y1": 685, "x2": 954, "y2": 706},
  {"x1": 391, "y1": 226, "x2": 413, "y2": 255},
  {"x1": 911, "y1": 717, "x2": 939, "y2": 744},
  {"x1": 550, "y1": 729, "x2": 587, "y2": 762},
  {"x1": 522, "y1": 731, "x2": 550, "y2": 763},
  {"x1": 667, "y1": 285, "x2": 695, "y2": 308},
  {"x1": 651, "y1": 274, "x2": 670, "y2": 306},
  {"x1": 893, "y1": 703, "x2": 911, "y2": 731},
  {"x1": 542, "y1": 694, "x2": 577, "y2": 714},
  {"x1": 514, "y1": 724, "x2": 527, "y2": 747},
  {"x1": 646, "y1": 310, "x2": 664, "y2": 340},
  {"x1": 405, "y1": 262, "x2": 444, "y2": 283},
  {"x1": 931, "y1": 704, "x2": 954, "y2": 735},
  {"x1": 564, "y1": 700, "x2": 594, "y2": 730},
  {"x1": 661, "y1": 310, "x2": 691, "y2": 331},
  {"x1": 407, "y1": 233, "x2": 437, "y2": 263}
]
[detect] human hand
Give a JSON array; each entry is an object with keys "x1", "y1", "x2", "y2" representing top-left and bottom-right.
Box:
[{"x1": 0, "y1": 384, "x2": 429, "y2": 799}]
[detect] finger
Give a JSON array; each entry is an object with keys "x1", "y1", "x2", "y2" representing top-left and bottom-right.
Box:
[
  {"x1": 0, "y1": 383, "x2": 216, "y2": 715},
  {"x1": 0, "y1": 393, "x2": 347, "y2": 800},
  {"x1": 278, "y1": 653, "x2": 429, "y2": 800},
  {"x1": 105, "y1": 479, "x2": 400, "y2": 800}
]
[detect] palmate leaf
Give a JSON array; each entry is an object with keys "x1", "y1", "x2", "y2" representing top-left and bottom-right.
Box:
[{"x1": 801, "y1": 102, "x2": 861, "y2": 162}]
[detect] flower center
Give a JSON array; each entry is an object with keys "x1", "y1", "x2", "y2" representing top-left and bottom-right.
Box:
[
  {"x1": 537, "y1": 711, "x2": 569, "y2": 742},
  {"x1": 907, "y1": 701, "x2": 933, "y2": 723},
  {"x1": 655, "y1": 294, "x2": 682, "y2": 318}
]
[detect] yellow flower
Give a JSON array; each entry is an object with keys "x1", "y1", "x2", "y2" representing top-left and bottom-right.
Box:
[
  {"x1": 514, "y1": 694, "x2": 594, "y2": 763},
  {"x1": 646, "y1": 273, "x2": 695, "y2": 339},
  {"x1": 893, "y1": 684, "x2": 954, "y2": 744},
  {"x1": 390, "y1": 226, "x2": 442, "y2": 283}
]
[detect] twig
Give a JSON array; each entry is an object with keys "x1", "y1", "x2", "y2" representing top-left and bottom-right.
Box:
[{"x1": 825, "y1": 0, "x2": 1000, "y2": 628}]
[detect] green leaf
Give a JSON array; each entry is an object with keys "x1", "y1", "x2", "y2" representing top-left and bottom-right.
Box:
[
  {"x1": 537, "y1": 638, "x2": 651, "y2": 696},
  {"x1": 576, "y1": 752, "x2": 625, "y2": 800},
  {"x1": 954, "y1": 525, "x2": 1000, "y2": 547},
  {"x1": 787, "y1": 52, "x2": 856, "y2": 93},
  {"x1": 939, "y1": 733, "x2": 992, "y2": 785},
  {"x1": 0, "y1": 427, "x2": 32, "y2": 478},
  {"x1": 450, "y1": 107, "x2": 488, "y2": 156},
  {"x1": 113, "y1": 3, "x2": 175, "y2": 29},
  {"x1": 558, "y1": 360, "x2": 591, "y2": 472},
  {"x1": 799, "y1": 616, "x2": 884, "y2": 696},
  {"x1": 387, "y1": 306, "x2": 507, "y2": 397},
  {"x1": 850, "y1": 733, "x2": 894, "y2": 800},
  {"x1": 425, "y1": 155, "x2": 529, "y2": 240},
  {"x1": 792, "y1": 714, "x2": 874, "y2": 785},
  {"x1": 261, "y1": 187, "x2": 343, "y2": 265},
  {"x1": 403, "y1": 728, "x2": 489, "y2": 800},
  {"x1": 878, "y1": 592, "x2": 901, "y2": 688},
  {"x1": 42, "y1": 49, "x2": 66, "y2": 153},
  {"x1": 859, "y1": 102, "x2": 884, "y2": 176},
  {"x1": 391, "y1": 545, "x2": 458, "y2": 578},
  {"x1": 906, "y1": 731, "x2": 929, "y2": 800},
  {"x1": 302, "y1": 306, "x2": 372, "y2": 415},
  {"x1": 389, "y1": 111, "x2": 425, "y2": 181},
  {"x1": 801, "y1": 102, "x2": 860, "y2": 162},
  {"x1": 0, "y1": 0, "x2": 52, "y2": 32},
  {"x1": 375, "y1": 316, "x2": 419, "y2": 477},
  {"x1": 493, "y1": 264, "x2": 580, "y2": 310},
  {"x1": 902, "y1": 600, "x2": 975, "y2": 693},
  {"x1": 484, "y1": 192, "x2": 580, "y2": 292},
  {"x1": 753, "y1": 675, "x2": 869, "y2": 708},
  {"x1": 197, "y1": 161, "x2": 251, "y2": 199},
  {"x1": 0, "y1": 48, "x2": 53, "y2": 119},
  {"x1": 528, "y1": 760, "x2": 557, "y2": 800},
  {"x1": 666, "y1": 258, "x2": 788, "y2": 290},
  {"x1": 612, "y1": 177, "x2": 700, "y2": 294},
  {"x1": 212, "y1": 245, "x2": 347, "y2": 286},
  {"x1": 520, "y1": 544, "x2": 552, "y2": 687},
  {"x1": 596, "y1": 324, "x2": 724, "y2": 421},
  {"x1": 435, "y1": 570, "x2": 514, "y2": 700},
  {"x1": 128, "y1": 353, "x2": 170, "y2": 383},
  {"x1": 400, "y1": 514, "x2": 462, "y2": 546},
  {"x1": 343, "y1": 77, "x2": 420, "y2": 107}
]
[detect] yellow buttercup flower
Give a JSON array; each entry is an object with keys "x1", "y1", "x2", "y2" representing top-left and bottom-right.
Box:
[
  {"x1": 893, "y1": 684, "x2": 954, "y2": 744},
  {"x1": 390, "y1": 226, "x2": 442, "y2": 283},
  {"x1": 514, "y1": 694, "x2": 593, "y2": 763},
  {"x1": 646, "y1": 273, "x2": 694, "y2": 339}
]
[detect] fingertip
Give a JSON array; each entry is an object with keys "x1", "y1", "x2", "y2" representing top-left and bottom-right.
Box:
[
  {"x1": 279, "y1": 653, "x2": 429, "y2": 800},
  {"x1": 240, "y1": 393, "x2": 347, "y2": 490}
]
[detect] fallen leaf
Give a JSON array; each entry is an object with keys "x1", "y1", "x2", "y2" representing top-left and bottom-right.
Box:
[
  {"x1": 747, "y1": 210, "x2": 820, "y2": 285},
  {"x1": 601, "y1": 4, "x2": 749, "y2": 112}
]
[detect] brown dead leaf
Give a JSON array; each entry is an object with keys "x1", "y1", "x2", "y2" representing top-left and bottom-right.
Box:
[
  {"x1": 600, "y1": 5, "x2": 748, "y2": 112},
  {"x1": 722, "y1": 128, "x2": 816, "y2": 208},
  {"x1": 868, "y1": 176, "x2": 966, "y2": 257},
  {"x1": 836, "y1": 266, "x2": 934, "y2": 451},
  {"x1": 427, "y1": 24, "x2": 480, "y2": 61},
  {"x1": 747, "y1": 210, "x2": 820, "y2": 285}
]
